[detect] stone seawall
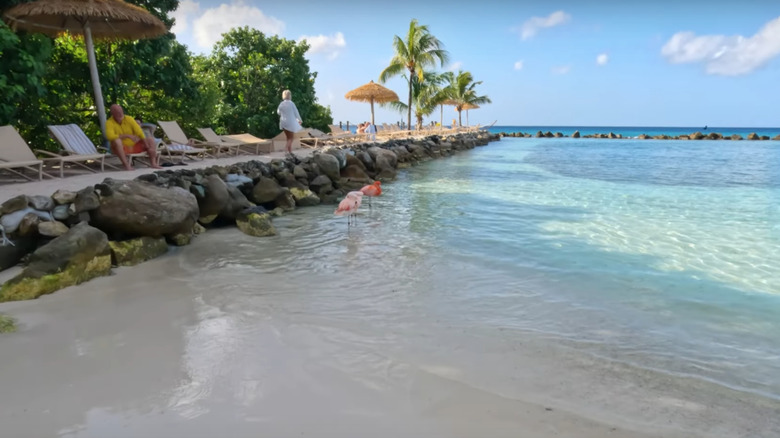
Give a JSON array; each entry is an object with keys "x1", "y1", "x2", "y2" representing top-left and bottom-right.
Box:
[{"x1": 0, "y1": 131, "x2": 499, "y2": 302}]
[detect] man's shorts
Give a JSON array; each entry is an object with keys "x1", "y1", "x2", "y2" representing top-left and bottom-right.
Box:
[{"x1": 124, "y1": 140, "x2": 146, "y2": 154}]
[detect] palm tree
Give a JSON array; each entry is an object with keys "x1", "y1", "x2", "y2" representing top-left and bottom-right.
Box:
[
  {"x1": 446, "y1": 70, "x2": 491, "y2": 127},
  {"x1": 380, "y1": 19, "x2": 449, "y2": 130}
]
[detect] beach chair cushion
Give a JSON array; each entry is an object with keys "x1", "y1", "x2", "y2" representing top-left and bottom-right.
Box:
[{"x1": 48, "y1": 124, "x2": 101, "y2": 155}]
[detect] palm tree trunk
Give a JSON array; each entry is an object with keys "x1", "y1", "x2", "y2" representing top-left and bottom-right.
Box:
[
  {"x1": 407, "y1": 77, "x2": 412, "y2": 130},
  {"x1": 458, "y1": 109, "x2": 463, "y2": 127}
]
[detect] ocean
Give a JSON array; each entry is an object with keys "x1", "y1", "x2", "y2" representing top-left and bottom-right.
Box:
[
  {"x1": 487, "y1": 125, "x2": 780, "y2": 138},
  {"x1": 2, "y1": 135, "x2": 779, "y2": 436}
]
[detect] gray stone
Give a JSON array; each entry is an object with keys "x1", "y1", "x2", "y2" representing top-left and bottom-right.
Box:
[
  {"x1": 323, "y1": 147, "x2": 347, "y2": 169},
  {"x1": 219, "y1": 186, "x2": 254, "y2": 220},
  {"x1": 274, "y1": 189, "x2": 296, "y2": 212},
  {"x1": 197, "y1": 174, "x2": 230, "y2": 217},
  {"x1": 225, "y1": 173, "x2": 253, "y2": 188},
  {"x1": 51, "y1": 189, "x2": 77, "y2": 205},
  {"x1": 236, "y1": 206, "x2": 276, "y2": 237},
  {"x1": 367, "y1": 147, "x2": 398, "y2": 169},
  {"x1": 69, "y1": 186, "x2": 100, "y2": 215},
  {"x1": 1, "y1": 207, "x2": 53, "y2": 234},
  {"x1": 52, "y1": 204, "x2": 70, "y2": 221},
  {"x1": 313, "y1": 153, "x2": 341, "y2": 182},
  {"x1": 251, "y1": 176, "x2": 284, "y2": 204},
  {"x1": 38, "y1": 221, "x2": 70, "y2": 237},
  {"x1": 309, "y1": 175, "x2": 333, "y2": 195},
  {"x1": 28, "y1": 195, "x2": 55, "y2": 211},
  {"x1": 1, "y1": 195, "x2": 28, "y2": 215},
  {"x1": 18, "y1": 213, "x2": 40, "y2": 237}
]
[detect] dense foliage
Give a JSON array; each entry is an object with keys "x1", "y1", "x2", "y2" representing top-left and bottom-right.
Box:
[{"x1": 0, "y1": 0, "x2": 331, "y2": 151}]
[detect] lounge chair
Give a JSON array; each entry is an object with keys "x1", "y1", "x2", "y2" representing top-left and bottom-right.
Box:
[
  {"x1": 46, "y1": 124, "x2": 119, "y2": 177},
  {"x1": 158, "y1": 121, "x2": 237, "y2": 157},
  {"x1": 220, "y1": 133, "x2": 275, "y2": 154},
  {"x1": 0, "y1": 125, "x2": 55, "y2": 180},
  {"x1": 198, "y1": 128, "x2": 271, "y2": 155}
]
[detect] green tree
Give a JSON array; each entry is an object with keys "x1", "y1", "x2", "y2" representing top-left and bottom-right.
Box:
[
  {"x1": 379, "y1": 19, "x2": 449, "y2": 130},
  {"x1": 445, "y1": 70, "x2": 491, "y2": 127},
  {"x1": 205, "y1": 27, "x2": 332, "y2": 138},
  {"x1": 385, "y1": 71, "x2": 448, "y2": 129}
]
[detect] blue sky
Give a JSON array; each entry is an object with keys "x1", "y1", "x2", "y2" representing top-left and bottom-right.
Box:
[{"x1": 170, "y1": 0, "x2": 780, "y2": 127}]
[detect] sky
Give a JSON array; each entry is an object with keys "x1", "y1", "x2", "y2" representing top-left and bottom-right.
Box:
[{"x1": 169, "y1": 0, "x2": 780, "y2": 128}]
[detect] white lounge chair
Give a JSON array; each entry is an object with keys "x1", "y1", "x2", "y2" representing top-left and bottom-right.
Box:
[
  {"x1": 159, "y1": 121, "x2": 236, "y2": 157},
  {"x1": 198, "y1": 128, "x2": 271, "y2": 155},
  {"x1": 46, "y1": 124, "x2": 119, "y2": 177},
  {"x1": 0, "y1": 125, "x2": 55, "y2": 180}
]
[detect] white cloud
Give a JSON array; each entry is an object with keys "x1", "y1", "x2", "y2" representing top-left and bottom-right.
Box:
[
  {"x1": 192, "y1": 1, "x2": 285, "y2": 50},
  {"x1": 448, "y1": 61, "x2": 463, "y2": 71},
  {"x1": 171, "y1": 0, "x2": 200, "y2": 35},
  {"x1": 514, "y1": 60, "x2": 524, "y2": 70},
  {"x1": 298, "y1": 32, "x2": 346, "y2": 60},
  {"x1": 551, "y1": 65, "x2": 571, "y2": 75},
  {"x1": 661, "y1": 16, "x2": 780, "y2": 76},
  {"x1": 519, "y1": 11, "x2": 571, "y2": 40},
  {"x1": 596, "y1": 53, "x2": 609, "y2": 65}
]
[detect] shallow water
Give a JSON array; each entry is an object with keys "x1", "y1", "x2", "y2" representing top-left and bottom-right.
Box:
[{"x1": 1, "y1": 138, "x2": 780, "y2": 437}]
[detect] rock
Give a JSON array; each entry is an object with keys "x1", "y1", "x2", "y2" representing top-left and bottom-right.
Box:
[
  {"x1": 0, "y1": 236, "x2": 36, "y2": 271},
  {"x1": 199, "y1": 214, "x2": 217, "y2": 225},
  {"x1": 747, "y1": 133, "x2": 759, "y2": 140},
  {"x1": 638, "y1": 134, "x2": 649, "y2": 139},
  {"x1": 572, "y1": 131, "x2": 581, "y2": 138},
  {"x1": 109, "y1": 236, "x2": 168, "y2": 266},
  {"x1": 773, "y1": 134, "x2": 780, "y2": 141},
  {"x1": 289, "y1": 188, "x2": 320, "y2": 206},
  {"x1": 219, "y1": 186, "x2": 254, "y2": 220},
  {"x1": 236, "y1": 206, "x2": 276, "y2": 237},
  {"x1": 690, "y1": 131, "x2": 704, "y2": 140},
  {"x1": 313, "y1": 153, "x2": 341, "y2": 182},
  {"x1": 345, "y1": 153, "x2": 367, "y2": 172},
  {"x1": 1, "y1": 207, "x2": 53, "y2": 234},
  {"x1": 375, "y1": 167, "x2": 397, "y2": 181},
  {"x1": 706, "y1": 132, "x2": 722, "y2": 140},
  {"x1": 167, "y1": 232, "x2": 193, "y2": 246},
  {"x1": 52, "y1": 189, "x2": 78, "y2": 205},
  {"x1": 91, "y1": 179, "x2": 199, "y2": 240},
  {"x1": 18, "y1": 213, "x2": 40, "y2": 237},
  {"x1": 274, "y1": 188, "x2": 297, "y2": 211},
  {"x1": 37, "y1": 221, "x2": 69, "y2": 237},
  {"x1": 28, "y1": 195, "x2": 54, "y2": 211},
  {"x1": 730, "y1": 134, "x2": 743, "y2": 140},
  {"x1": 0, "y1": 314, "x2": 15, "y2": 333},
  {"x1": 270, "y1": 207, "x2": 285, "y2": 217},
  {"x1": 761, "y1": 135, "x2": 770, "y2": 140},
  {"x1": 309, "y1": 175, "x2": 333, "y2": 195},
  {"x1": 69, "y1": 186, "x2": 100, "y2": 215},
  {"x1": 375, "y1": 154, "x2": 395, "y2": 173},
  {"x1": 341, "y1": 165, "x2": 371, "y2": 181},
  {"x1": 356, "y1": 151, "x2": 375, "y2": 172},
  {"x1": 535, "y1": 131, "x2": 544, "y2": 138},
  {"x1": 196, "y1": 174, "x2": 230, "y2": 217},
  {"x1": 277, "y1": 171, "x2": 307, "y2": 190},
  {"x1": 293, "y1": 165, "x2": 308, "y2": 180},
  {"x1": 1, "y1": 195, "x2": 28, "y2": 215},
  {"x1": 367, "y1": 147, "x2": 398, "y2": 169},
  {"x1": 251, "y1": 176, "x2": 284, "y2": 204},
  {"x1": 193, "y1": 223, "x2": 206, "y2": 234},
  {"x1": 554, "y1": 132, "x2": 563, "y2": 138},
  {"x1": 0, "y1": 223, "x2": 111, "y2": 302},
  {"x1": 52, "y1": 204, "x2": 70, "y2": 221},
  {"x1": 323, "y1": 147, "x2": 347, "y2": 169}
]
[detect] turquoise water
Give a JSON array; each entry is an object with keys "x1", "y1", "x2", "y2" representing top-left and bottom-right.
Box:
[
  {"x1": 390, "y1": 137, "x2": 780, "y2": 399},
  {"x1": 488, "y1": 125, "x2": 780, "y2": 138}
]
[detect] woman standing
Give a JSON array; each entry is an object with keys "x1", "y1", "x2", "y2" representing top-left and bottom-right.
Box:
[{"x1": 277, "y1": 89, "x2": 303, "y2": 154}]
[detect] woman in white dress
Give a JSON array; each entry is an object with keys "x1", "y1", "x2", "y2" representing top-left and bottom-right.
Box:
[{"x1": 277, "y1": 89, "x2": 303, "y2": 154}]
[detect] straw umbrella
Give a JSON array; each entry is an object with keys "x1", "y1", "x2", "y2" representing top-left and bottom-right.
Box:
[
  {"x1": 345, "y1": 80, "x2": 399, "y2": 126},
  {"x1": 3, "y1": 0, "x2": 167, "y2": 142}
]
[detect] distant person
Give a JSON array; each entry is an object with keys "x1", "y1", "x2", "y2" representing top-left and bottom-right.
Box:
[
  {"x1": 277, "y1": 89, "x2": 303, "y2": 154},
  {"x1": 357, "y1": 122, "x2": 367, "y2": 134},
  {"x1": 106, "y1": 104, "x2": 161, "y2": 170},
  {"x1": 366, "y1": 122, "x2": 377, "y2": 141}
]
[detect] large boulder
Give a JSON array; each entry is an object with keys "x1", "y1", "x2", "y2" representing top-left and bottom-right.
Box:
[
  {"x1": 218, "y1": 186, "x2": 254, "y2": 221},
  {"x1": 290, "y1": 188, "x2": 321, "y2": 206},
  {"x1": 251, "y1": 176, "x2": 284, "y2": 204},
  {"x1": 28, "y1": 195, "x2": 54, "y2": 211},
  {"x1": 0, "y1": 236, "x2": 36, "y2": 271},
  {"x1": 90, "y1": 179, "x2": 199, "y2": 240},
  {"x1": 322, "y1": 147, "x2": 347, "y2": 169},
  {"x1": 274, "y1": 189, "x2": 297, "y2": 212},
  {"x1": 37, "y1": 221, "x2": 69, "y2": 237},
  {"x1": 367, "y1": 147, "x2": 398, "y2": 169},
  {"x1": 747, "y1": 133, "x2": 759, "y2": 140},
  {"x1": 341, "y1": 165, "x2": 371, "y2": 181},
  {"x1": 309, "y1": 175, "x2": 333, "y2": 195},
  {"x1": 236, "y1": 206, "x2": 276, "y2": 237},
  {"x1": 69, "y1": 186, "x2": 100, "y2": 215},
  {"x1": 52, "y1": 189, "x2": 77, "y2": 205},
  {"x1": 0, "y1": 223, "x2": 111, "y2": 302},
  {"x1": 1, "y1": 195, "x2": 28, "y2": 215},
  {"x1": 345, "y1": 153, "x2": 367, "y2": 172},
  {"x1": 313, "y1": 153, "x2": 341, "y2": 182},
  {"x1": 195, "y1": 174, "x2": 230, "y2": 217},
  {"x1": 355, "y1": 150, "x2": 375, "y2": 172},
  {"x1": 109, "y1": 236, "x2": 168, "y2": 266}
]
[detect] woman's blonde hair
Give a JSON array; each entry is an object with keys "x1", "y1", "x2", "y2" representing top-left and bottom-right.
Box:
[{"x1": 282, "y1": 89, "x2": 291, "y2": 100}]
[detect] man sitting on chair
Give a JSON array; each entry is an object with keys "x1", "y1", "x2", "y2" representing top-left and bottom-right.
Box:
[{"x1": 106, "y1": 104, "x2": 161, "y2": 170}]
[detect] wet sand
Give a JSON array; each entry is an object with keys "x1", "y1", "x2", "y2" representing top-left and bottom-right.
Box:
[{"x1": 2, "y1": 221, "x2": 777, "y2": 437}]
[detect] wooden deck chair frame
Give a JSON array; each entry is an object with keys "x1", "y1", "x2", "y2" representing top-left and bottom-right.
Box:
[
  {"x1": 48, "y1": 123, "x2": 150, "y2": 170},
  {"x1": 0, "y1": 126, "x2": 56, "y2": 181},
  {"x1": 46, "y1": 124, "x2": 120, "y2": 177},
  {"x1": 158, "y1": 121, "x2": 238, "y2": 157},
  {"x1": 197, "y1": 128, "x2": 270, "y2": 155}
]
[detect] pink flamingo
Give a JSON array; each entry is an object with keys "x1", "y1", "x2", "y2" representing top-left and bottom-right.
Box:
[
  {"x1": 334, "y1": 191, "x2": 364, "y2": 226},
  {"x1": 359, "y1": 181, "x2": 382, "y2": 207}
]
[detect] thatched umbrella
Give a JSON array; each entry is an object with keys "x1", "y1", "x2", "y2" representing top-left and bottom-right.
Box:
[
  {"x1": 4, "y1": 0, "x2": 167, "y2": 142},
  {"x1": 345, "y1": 80, "x2": 399, "y2": 126}
]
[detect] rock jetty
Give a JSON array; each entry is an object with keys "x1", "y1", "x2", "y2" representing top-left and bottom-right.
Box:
[
  {"x1": 501, "y1": 131, "x2": 780, "y2": 141},
  {"x1": 0, "y1": 131, "x2": 498, "y2": 302}
]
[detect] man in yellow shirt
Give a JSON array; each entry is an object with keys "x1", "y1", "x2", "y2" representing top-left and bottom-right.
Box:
[{"x1": 106, "y1": 104, "x2": 161, "y2": 170}]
